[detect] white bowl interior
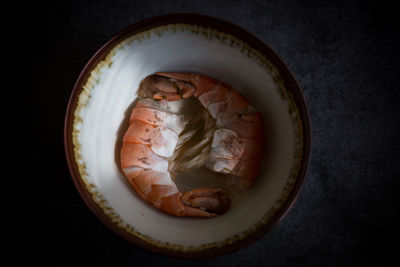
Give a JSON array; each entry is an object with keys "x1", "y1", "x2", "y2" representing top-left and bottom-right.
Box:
[{"x1": 74, "y1": 26, "x2": 300, "y2": 247}]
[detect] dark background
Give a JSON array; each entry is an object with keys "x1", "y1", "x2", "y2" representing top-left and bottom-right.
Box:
[{"x1": 23, "y1": 0, "x2": 399, "y2": 266}]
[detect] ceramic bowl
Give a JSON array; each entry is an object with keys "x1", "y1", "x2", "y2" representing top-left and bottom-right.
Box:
[{"x1": 64, "y1": 14, "x2": 311, "y2": 258}]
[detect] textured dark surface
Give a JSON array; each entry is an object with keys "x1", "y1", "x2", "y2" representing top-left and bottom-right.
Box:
[{"x1": 24, "y1": 0, "x2": 399, "y2": 266}]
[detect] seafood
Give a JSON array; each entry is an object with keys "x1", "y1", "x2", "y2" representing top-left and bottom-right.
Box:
[{"x1": 120, "y1": 72, "x2": 264, "y2": 217}]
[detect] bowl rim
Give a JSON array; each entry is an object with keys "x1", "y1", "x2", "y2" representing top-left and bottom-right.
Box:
[{"x1": 64, "y1": 13, "x2": 311, "y2": 258}]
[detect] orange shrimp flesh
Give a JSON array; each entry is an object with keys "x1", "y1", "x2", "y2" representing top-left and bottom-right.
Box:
[{"x1": 120, "y1": 72, "x2": 264, "y2": 218}]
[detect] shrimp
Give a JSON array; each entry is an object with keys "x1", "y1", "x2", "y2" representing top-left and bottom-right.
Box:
[{"x1": 120, "y1": 73, "x2": 264, "y2": 217}]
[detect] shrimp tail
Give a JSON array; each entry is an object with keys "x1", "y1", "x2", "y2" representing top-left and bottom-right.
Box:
[
  {"x1": 182, "y1": 188, "x2": 231, "y2": 215},
  {"x1": 156, "y1": 72, "x2": 219, "y2": 97},
  {"x1": 139, "y1": 74, "x2": 195, "y2": 100},
  {"x1": 158, "y1": 188, "x2": 231, "y2": 218}
]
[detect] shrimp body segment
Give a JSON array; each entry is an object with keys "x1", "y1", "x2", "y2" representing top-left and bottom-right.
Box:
[{"x1": 120, "y1": 73, "x2": 264, "y2": 217}]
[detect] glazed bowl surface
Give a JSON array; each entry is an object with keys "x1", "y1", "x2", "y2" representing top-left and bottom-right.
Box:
[{"x1": 64, "y1": 14, "x2": 311, "y2": 258}]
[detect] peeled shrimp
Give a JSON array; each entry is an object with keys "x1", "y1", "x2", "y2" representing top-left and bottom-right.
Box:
[{"x1": 120, "y1": 72, "x2": 264, "y2": 217}]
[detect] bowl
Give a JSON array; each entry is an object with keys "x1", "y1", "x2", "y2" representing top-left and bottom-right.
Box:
[{"x1": 64, "y1": 14, "x2": 311, "y2": 258}]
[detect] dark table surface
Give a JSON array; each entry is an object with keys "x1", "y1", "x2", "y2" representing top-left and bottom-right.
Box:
[{"x1": 24, "y1": 0, "x2": 399, "y2": 266}]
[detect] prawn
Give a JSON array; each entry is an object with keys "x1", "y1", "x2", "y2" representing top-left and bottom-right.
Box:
[{"x1": 120, "y1": 73, "x2": 264, "y2": 217}]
